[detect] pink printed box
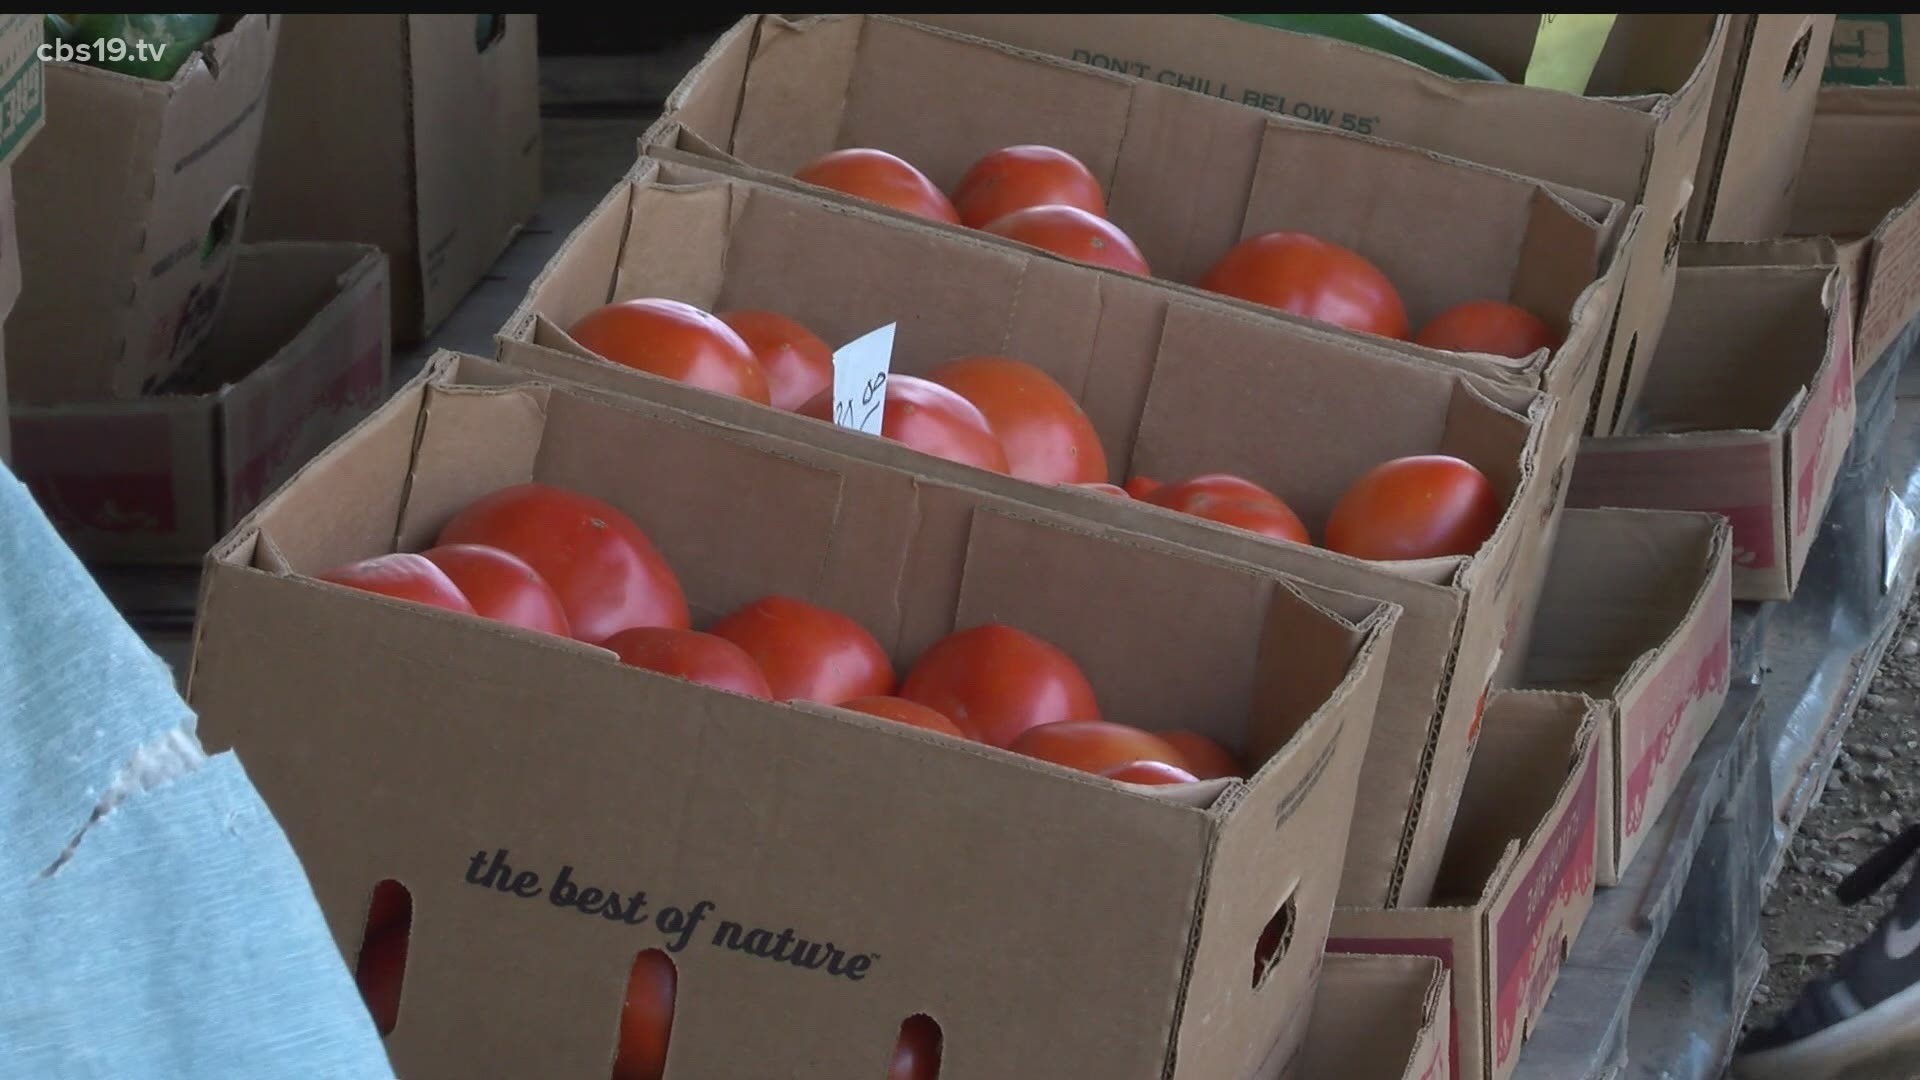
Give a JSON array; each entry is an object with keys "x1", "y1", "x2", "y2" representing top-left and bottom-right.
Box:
[
  {"x1": 1520, "y1": 507, "x2": 1733, "y2": 884},
  {"x1": 9, "y1": 243, "x2": 390, "y2": 563},
  {"x1": 1566, "y1": 242, "x2": 1854, "y2": 601},
  {"x1": 1330, "y1": 691, "x2": 1602, "y2": 1080}
]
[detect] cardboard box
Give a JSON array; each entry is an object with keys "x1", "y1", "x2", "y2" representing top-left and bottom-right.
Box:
[
  {"x1": 1790, "y1": 83, "x2": 1920, "y2": 378},
  {"x1": 1686, "y1": 15, "x2": 1833, "y2": 241},
  {"x1": 1826, "y1": 14, "x2": 1920, "y2": 87},
  {"x1": 905, "y1": 13, "x2": 1728, "y2": 437},
  {"x1": 652, "y1": 13, "x2": 1629, "y2": 472},
  {"x1": 1301, "y1": 954, "x2": 1451, "y2": 1080},
  {"x1": 1330, "y1": 690, "x2": 1603, "y2": 1080},
  {"x1": 0, "y1": 12, "x2": 44, "y2": 466},
  {"x1": 246, "y1": 14, "x2": 541, "y2": 343},
  {"x1": 1566, "y1": 247, "x2": 1854, "y2": 601},
  {"x1": 9, "y1": 13, "x2": 278, "y2": 403},
  {"x1": 9, "y1": 243, "x2": 390, "y2": 564},
  {"x1": 1522, "y1": 509, "x2": 1733, "y2": 881},
  {"x1": 500, "y1": 157, "x2": 1565, "y2": 908},
  {"x1": 186, "y1": 350, "x2": 1396, "y2": 1080}
]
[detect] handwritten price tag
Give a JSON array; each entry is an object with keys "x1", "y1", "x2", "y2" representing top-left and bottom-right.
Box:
[
  {"x1": 831, "y1": 323, "x2": 895, "y2": 435},
  {"x1": 1524, "y1": 14, "x2": 1617, "y2": 95}
]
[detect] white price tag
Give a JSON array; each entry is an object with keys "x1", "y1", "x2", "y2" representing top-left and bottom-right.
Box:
[{"x1": 831, "y1": 323, "x2": 895, "y2": 436}]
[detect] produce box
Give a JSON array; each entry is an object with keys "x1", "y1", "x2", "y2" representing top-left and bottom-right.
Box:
[
  {"x1": 9, "y1": 243, "x2": 389, "y2": 564},
  {"x1": 247, "y1": 14, "x2": 540, "y2": 343},
  {"x1": 8, "y1": 13, "x2": 278, "y2": 403},
  {"x1": 906, "y1": 13, "x2": 1726, "y2": 437},
  {"x1": 1330, "y1": 690, "x2": 1603, "y2": 1080},
  {"x1": 1790, "y1": 83, "x2": 1920, "y2": 379},
  {"x1": 1301, "y1": 954, "x2": 1451, "y2": 1080},
  {"x1": 652, "y1": 13, "x2": 1628, "y2": 474},
  {"x1": 186, "y1": 350, "x2": 1396, "y2": 1080},
  {"x1": 499, "y1": 158, "x2": 1563, "y2": 909},
  {"x1": 1521, "y1": 509, "x2": 1733, "y2": 882},
  {"x1": 0, "y1": 12, "x2": 44, "y2": 466},
  {"x1": 1566, "y1": 247, "x2": 1854, "y2": 601},
  {"x1": 1686, "y1": 15, "x2": 1833, "y2": 241}
]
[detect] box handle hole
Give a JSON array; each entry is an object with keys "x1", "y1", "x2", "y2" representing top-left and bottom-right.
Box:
[
  {"x1": 889, "y1": 1014, "x2": 943, "y2": 1079},
  {"x1": 354, "y1": 879, "x2": 412, "y2": 1037},
  {"x1": 1252, "y1": 889, "x2": 1298, "y2": 990},
  {"x1": 476, "y1": 15, "x2": 505, "y2": 53},
  {"x1": 1783, "y1": 22, "x2": 1814, "y2": 89},
  {"x1": 201, "y1": 186, "x2": 245, "y2": 267},
  {"x1": 612, "y1": 949, "x2": 677, "y2": 1080},
  {"x1": 1604, "y1": 332, "x2": 1641, "y2": 433}
]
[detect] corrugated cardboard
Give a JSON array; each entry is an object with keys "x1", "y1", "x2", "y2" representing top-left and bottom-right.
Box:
[
  {"x1": 0, "y1": 12, "x2": 43, "y2": 466},
  {"x1": 1567, "y1": 248, "x2": 1854, "y2": 600},
  {"x1": 1687, "y1": 15, "x2": 1833, "y2": 241},
  {"x1": 1302, "y1": 955, "x2": 1451, "y2": 1080},
  {"x1": 10, "y1": 243, "x2": 389, "y2": 564},
  {"x1": 246, "y1": 14, "x2": 541, "y2": 343},
  {"x1": 1522, "y1": 509, "x2": 1733, "y2": 882},
  {"x1": 498, "y1": 157, "x2": 1564, "y2": 909},
  {"x1": 9, "y1": 13, "x2": 279, "y2": 403},
  {"x1": 186, "y1": 350, "x2": 1396, "y2": 1080},
  {"x1": 905, "y1": 12, "x2": 1726, "y2": 438},
  {"x1": 650, "y1": 13, "x2": 1628, "y2": 476},
  {"x1": 1330, "y1": 690, "x2": 1603, "y2": 1080},
  {"x1": 1790, "y1": 82, "x2": 1920, "y2": 378}
]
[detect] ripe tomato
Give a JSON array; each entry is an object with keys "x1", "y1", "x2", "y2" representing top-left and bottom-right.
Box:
[
  {"x1": 1123, "y1": 475, "x2": 1162, "y2": 499},
  {"x1": 568, "y1": 297, "x2": 771, "y2": 405},
  {"x1": 1010, "y1": 720, "x2": 1187, "y2": 775},
  {"x1": 420, "y1": 544, "x2": 570, "y2": 637},
  {"x1": 926, "y1": 355, "x2": 1108, "y2": 484},
  {"x1": 437, "y1": 483, "x2": 689, "y2": 642},
  {"x1": 1074, "y1": 481, "x2": 1131, "y2": 498},
  {"x1": 706, "y1": 595, "x2": 894, "y2": 705},
  {"x1": 798, "y1": 374, "x2": 1010, "y2": 474},
  {"x1": 612, "y1": 950, "x2": 676, "y2": 1080},
  {"x1": 316, "y1": 553, "x2": 475, "y2": 616},
  {"x1": 718, "y1": 309, "x2": 835, "y2": 411},
  {"x1": 793, "y1": 147, "x2": 960, "y2": 225},
  {"x1": 841, "y1": 695, "x2": 968, "y2": 739},
  {"x1": 901, "y1": 624, "x2": 1101, "y2": 748},
  {"x1": 354, "y1": 923, "x2": 407, "y2": 1036},
  {"x1": 1324, "y1": 455, "x2": 1501, "y2": 561},
  {"x1": 953, "y1": 144, "x2": 1106, "y2": 228},
  {"x1": 983, "y1": 204, "x2": 1150, "y2": 276},
  {"x1": 604, "y1": 627, "x2": 774, "y2": 699},
  {"x1": 1181, "y1": 493, "x2": 1312, "y2": 545},
  {"x1": 1414, "y1": 300, "x2": 1560, "y2": 359},
  {"x1": 1142, "y1": 473, "x2": 1287, "y2": 513},
  {"x1": 1102, "y1": 760, "x2": 1202, "y2": 785},
  {"x1": 1199, "y1": 232, "x2": 1409, "y2": 340},
  {"x1": 889, "y1": 1015, "x2": 943, "y2": 1080},
  {"x1": 1159, "y1": 730, "x2": 1243, "y2": 780}
]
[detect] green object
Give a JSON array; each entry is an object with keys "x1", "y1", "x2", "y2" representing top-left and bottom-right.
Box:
[
  {"x1": 61, "y1": 14, "x2": 221, "y2": 81},
  {"x1": 1827, "y1": 14, "x2": 1908, "y2": 87},
  {"x1": 474, "y1": 14, "x2": 502, "y2": 51},
  {"x1": 1228, "y1": 14, "x2": 1508, "y2": 83}
]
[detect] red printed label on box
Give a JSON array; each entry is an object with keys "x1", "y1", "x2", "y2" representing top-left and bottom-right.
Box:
[
  {"x1": 9, "y1": 410, "x2": 180, "y2": 536},
  {"x1": 1620, "y1": 568, "x2": 1732, "y2": 847},
  {"x1": 1790, "y1": 277, "x2": 1857, "y2": 549}
]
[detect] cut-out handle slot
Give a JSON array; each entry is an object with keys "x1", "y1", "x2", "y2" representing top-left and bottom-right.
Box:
[
  {"x1": 201, "y1": 186, "x2": 245, "y2": 267},
  {"x1": 612, "y1": 949, "x2": 677, "y2": 1080},
  {"x1": 354, "y1": 879, "x2": 412, "y2": 1036},
  {"x1": 1783, "y1": 22, "x2": 1813, "y2": 89},
  {"x1": 889, "y1": 1014, "x2": 943, "y2": 1079},
  {"x1": 1252, "y1": 889, "x2": 1299, "y2": 990},
  {"x1": 476, "y1": 14, "x2": 506, "y2": 53}
]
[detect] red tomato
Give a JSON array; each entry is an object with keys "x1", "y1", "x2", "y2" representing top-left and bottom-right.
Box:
[
  {"x1": 718, "y1": 309, "x2": 835, "y2": 412},
  {"x1": 1143, "y1": 473, "x2": 1287, "y2": 513},
  {"x1": 953, "y1": 144, "x2": 1107, "y2": 229},
  {"x1": 793, "y1": 147, "x2": 960, "y2": 225},
  {"x1": 798, "y1": 374, "x2": 1011, "y2": 474},
  {"x1": 1160, "y1": 730, "x2": 1244, "y2": 780},
  {"x1": 437, "y1": 483, "x2": 689, "y2": 641},
  {"x1": 901, "y1": 624, "x2": 1102, "y2": 748},
  {"x1": 354, "y1": 923, "x2": 407, "y2": 1037},
  {"x1": 1074, "y1": 482, "x2": 1131, "y2": 498},
  {"x1": 706, "y1": 595, "x2": 894, "y2": 705},
  {"x1": 1200, "y1": 232, "x2": 1409, "y2": 340},
  {"x1": 1123, "y1": 475, "x2": 1162, "y2": 499},
  {"x1": 841, "y1": 695, "x2": 968, "y2": 739},
  {"x1": 568, "y1": 297, "x2": 772, "y2": 405},
  {"x1": 1182, "y1": 493, "x2": 1312, "y2": 545},
  {"x1": 605, "y1": 627, "x2": 774, "y2": 699},
  {"x1": 1101, "y1": 760, "x2": 1202, "y2": 785},
  {"x1": 1415, "y1": 300, "x2": 1560, "y2": 359},
  {"x1": 420, "y1": 544, "x2": 571, "y2": 637},
  {"x1": 983, "y1": 204, "x2": 1150, "y2": 276},
  {"x1": 1010, "y1": 720, "x2": 1187, "y2": 775},
  {"x1": 1324, "y1": 455, "x2": 1501, "y2": 561},
  {"x1": 926, "y1": 355, "x2": 1108, "y2": 484},
  {"x1": 316, "y1": 553, "x2": 475, "y2": 616},
  {"x1": 889, "y1": 1015, "x2": 943, "y2": 1080},
  {"x1": 612, "y1": 950, "x2": 676, "y2": 1080}
]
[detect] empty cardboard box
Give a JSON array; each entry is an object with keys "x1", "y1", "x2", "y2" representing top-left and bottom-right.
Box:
[{"x1": 1301, "y1": 954, "x2": 1451, "y2": 1080}]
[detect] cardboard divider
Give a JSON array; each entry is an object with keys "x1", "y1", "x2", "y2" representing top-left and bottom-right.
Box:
[
  {"x1": 1567, "y1": 249, "x2": 1854, "y2": 600},
  {"x1": 1301, "y1": 954, "x2": 1452, "y2": 1080},
  {"x1": 189, "y1": 353, "x2": 1396, "y2": 1079},
  {"x1": 498, "y1": 158, "x2": 1561, "y2": 909},
  {"x1": 1330, "y1": 690, "x2": 1603, "y2": 1080},
  {"x1": 1520, "y1": 508, "x2": 1733, "y2": 881},
  {"x1": 1687, "y1": 15, "x2": 1832, "y2": 242}
]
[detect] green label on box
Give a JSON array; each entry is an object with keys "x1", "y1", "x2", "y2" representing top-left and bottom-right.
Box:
[
  {"x1": 1827, "y1": 14, "x2": 1908, "y2": 86},
  {"x1": 0, "y1": 12, "x2": 43, "y2": 165}
]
